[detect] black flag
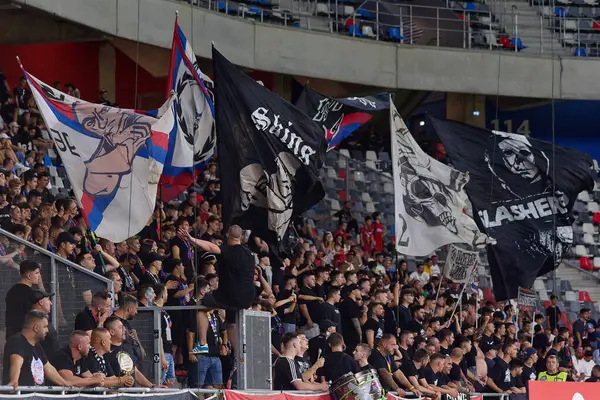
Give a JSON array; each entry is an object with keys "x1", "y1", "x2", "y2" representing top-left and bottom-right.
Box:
[
  {"x1": 295, "y1": 86, "x2": 391, "y2": 152},
  {"x1": 429, "y1": 118, "x2": 595, "y2": 301},
  {"x1": 213, "y1": 47, "x2": 326, "y2": 244}
]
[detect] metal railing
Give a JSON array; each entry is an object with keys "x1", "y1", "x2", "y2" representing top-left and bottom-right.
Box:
[
  {"x1": 0, "y1": 228, "x2": 114, "y2": 379},
  {"x1": 181, "y1": 0, "x2": 600, "y2": 56}
]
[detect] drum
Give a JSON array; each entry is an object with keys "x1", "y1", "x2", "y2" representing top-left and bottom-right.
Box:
[{"x1": 331, "y1": 370, "x2": 385, "y2": 400}]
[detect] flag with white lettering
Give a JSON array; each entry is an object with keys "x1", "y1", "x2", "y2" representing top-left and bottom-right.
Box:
[
  {"x1": 443, "y1": 245, "x2": 479, "y2": 283},
  {"x1": 517, "y1": 287, "x2": 537, "y2": 322},
  {"x1": 213, "y1": 47, "x2": 326, "y2": 243},
  {"x1": 391, "y1": 101, "x2": 489, "y2": 256},
  {"x1": 296, "y1": 86, "x2": 390, "y2": 152},
  {"x1": 429, "y1": 118, "x2": 595, "y2": 300},
  {"x1": 24, "y1": 69, "x2": 173, "y2": 242}
]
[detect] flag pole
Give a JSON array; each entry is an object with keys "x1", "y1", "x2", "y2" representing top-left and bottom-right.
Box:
[
  {"x1": 432, "y1": 273, "x2": 445, "y2": 316},
  {"x1": 447, "y1": 266, "x2": 477, "y2": 323}
]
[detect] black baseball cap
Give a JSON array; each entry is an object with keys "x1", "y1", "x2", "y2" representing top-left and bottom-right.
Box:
[
  {"x1": 31, "y1": 289, "x2": 54, "y2": 302},
  {"x1": 148, "y1": 252, "x2": 165, "y2": 263},
  {"x1": 319, "y1": 319, "x2": 336, "y2": 332},
  {"x1": 56, "y1": 232, "x2": 78, "y2": 247}
]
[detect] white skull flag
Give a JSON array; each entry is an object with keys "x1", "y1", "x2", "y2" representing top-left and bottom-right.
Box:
[
  {"x1": 429, "y1": 118, "x2": 595, "y2": 301},
  {"x1": 391, "y1": 101, "x2": 489, "y2": 256},
  {"x1": 213, "y1": 47, "x2": 326, "y2": 244}
]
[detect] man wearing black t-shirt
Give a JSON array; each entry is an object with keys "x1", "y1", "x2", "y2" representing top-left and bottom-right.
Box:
[
  {"x1": 405, "y1": 304, "x2": 426, "y2": 336},
  {"x1": 5, "y1": 260, "x2": 42, "y2": 338},
  {"x1": 74, "y1": 291, "x2": 111, "y2": 335},
  {"x1": 418, "y1": 353, "x2": 458, "y2": 398},
  {"x1": 480, "y1": 318, "x2": 495, "y2": 349},
  {"x1": 317, "y1": 333, "x2": 358, "y2": 382},
  {"x1": 438, "y1": 329, "x2": 454, "y2": 356},
  {"x1": 363, "y1": 302, "x2": 385, "y2": 349},
  {"x1": 397, "y1": 288, "x2": 414, "y2": 331},
  {"x1": 353, "y1": 344, "x2": 374, "y2": 372},
  {"x1": 2, "y1": 311, "x2": 67, "y2": 388},
  {"x1": 339, "y1": 284, "x2": 363, "y2": 355},
  {"x1": 85, "y1": 328, "x2": 133, "y2": 387},
  {"x1": 188, "y1": 307, "x2": 226, "y2": 388},
  {"x1": 520, "y1": 347, "x2": 538, "y2": 390},
  {"x1": 298, "y1": 272, "x2": 324, "y2": 340},
  {"x1": 51, "y1": 330, "x2": 104, "y2": 387},
  {"x1": 308, "y1": 320, "x2": 336, "y2": 364},
  {"x1": 276, "y1": 275, "x2": 298, "y2": 333},
  {"x1": 368, "y1": 334, "x2": 412, "y2": 396},
  {"x1": 273, "y1": 332, "x2": 329, "y2": 391},
  {"x1": 183, "y1": 225, "x2": 255, "y2": 354},
  {"x1": 486, "y1": 340, "x2": 518, "y2": 394},
  {"x1": 321, "y1": 287, "x2": 341, "y2": 333},
  {"x1": 400, "y1": 348, "x2": 437, "y2": 398}
]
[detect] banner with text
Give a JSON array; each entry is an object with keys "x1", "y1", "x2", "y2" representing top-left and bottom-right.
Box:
[
  {"x1": 517, "y1": 287, "x2": 538, "y2": 322},
  {"x1": 443, "y1": 244, "x2": 479, "y2": 283}
]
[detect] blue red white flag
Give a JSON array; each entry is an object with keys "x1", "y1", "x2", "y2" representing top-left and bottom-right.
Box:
[
  {"x1": 157, "y1": 16, "x2": 215, "y2": 201},
  {"x1": 295, "y1": 86, "x2": 391, "y2": 152},
  {"x1": 24, "y1": 69, "x2": 173, "y2": 242}
]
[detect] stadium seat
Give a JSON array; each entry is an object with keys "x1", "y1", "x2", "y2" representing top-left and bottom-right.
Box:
[
  {"x1": 366, "y1": 202, "x2": 376, "y2": 213},
  {"x1": 327, "y1": 168, "x2": 338, "y2": 180},
  {"x1": 355, "y1": 201, "x2": 365, "y2": 213},
  {"x1": 337, "y1": 158, "x2": 347, "y2": 169},
  {"x1": 588, "y1": 202, "x2": 600, "y2": 212},
  {"x1": 574, "y1": 47, "x2": 587, "y2": 56},
  {"x1": 592, "y1": 212, "x2": 600, "y2": 225},
  {"x1": 483, "y1": 287, "x2": 496, "y2": 302},
  {"x1": 510, "y1": 38, "x2": 528, "y2": 50},
  {"x1": 343, "y1": 5, "x2": 354, "y2": 17},
  {"x1": 583, "y1": 233, "x2": 595, "y2": 244},
  {"x1": 465, "y1": 2, "x2": 477, "y2": 10},
  {"x1": 362, "y1": 25, "x2": 375, "y2": 38},
  {"x1": 580, "y1": 256, "x2": 595, "y2": 270},
  {"x1": 361, "y1": 192, "x2": 373, "y2": 203},
  {"x1": 339, "y1": 190, "x2": 347, "y2": 201},
  {"x1": 555, "y1": 7, "x2": 566, "y2": 17},
  {"x1": 366, "y1": 151, "x2": 377, "y2": 162},
  {"x1": 379, "y1": 152, "x2": 391, "y2": 162},
  {"x1": 575, "y1": 245, "x2": 590, "y2": 257},
  {"x1": 383, "y1": 182, "x2": 394, "y2": 194},
  {"x1": 316, "y1": 3, "x2": 329, "y2": 16},
  {"x1": 582, "y1": 223, "x2": 595, "y2": 234},
  {"x1": 579, "y1": 291, "x2": 593, "y2": 302},
  {"x1": 543, "y1": 300, "x2": 552, "y2": 309},
  {"x1": 356, "y1": 8, "x2": 374, "y2": 19},
  {"x1": 365, "y1": 160, "x2": 377, "y2": 170},
  {"x1": 354, "y1": 171, "x2": 365, "y2": 182},
  {"x1": 330, "y1": 199, "x2": 341, "y2": 212},
  {"x1": 565, "y1": 291, "x2": 578, "y2": 302},
  {"x1": 593, "y1": 256, "x2": 600, "y2": 268},
  {"x1": 388, "y1": 27, "x2": 403, "y2": 41},
  {"x1": 340, "y1": 149, "x2": 350, "y2": 158},
  {"x1": 338, "y1": 169, "x2": 347, "y2": 180}
]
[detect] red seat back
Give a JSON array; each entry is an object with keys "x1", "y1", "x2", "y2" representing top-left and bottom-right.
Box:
[
  {"x1": 593, "y1": 212, "x2": 600, "y2": 225},
  {"x1": 338, "y1": 169, "x2": 347, "y2": 180},
  {"x1": 339, "y1": 190, "x2": 347, "y2": 201},
  {"x1": 579, "y1": 291, "x2": 592, "y2": 302},
  {"x1": 483, "y1": 287, "x2": 496, "y2": 303}
]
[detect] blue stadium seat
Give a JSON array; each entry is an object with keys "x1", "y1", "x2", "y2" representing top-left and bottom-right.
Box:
[
  {"x1": 255, "y1": 0, "x2": 271, "y2": 5},
  {"x1": 555, "y1": 7, "x2": 566, "y2": 17},
  {"x1": 510, "y1": 38, "x2": 527, "y2": 50},
  {"x1": 574, "y1": 47, "x2": 587, "y2": 56},
  {"x1": 347, "y1": 25, "x2": 363, "y2": 37},
  {"x1": 389, "y1": 27, "x2": 404, "y2": 41},
  {"x1": 465, "y1": 2, "x2": 477, "y2": 11},
  {"x1": 356, "y1": 9, "x2": 375, "y2": 19}
]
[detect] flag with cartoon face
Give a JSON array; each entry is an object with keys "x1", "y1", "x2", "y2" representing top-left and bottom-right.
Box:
[{"x1": 430, "y1": 117, "x2": 595, "y2": 300}]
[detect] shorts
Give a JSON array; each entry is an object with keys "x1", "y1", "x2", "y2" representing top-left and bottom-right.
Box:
[
  {"x1": 195, "y1": 355, "x2": 223, "y2": 387},
  {"x1": 161, "y1": 353, "x2": 175, "y2": 384},
  {"x1": 200, "y1": 292, "x2": 237, "y2": 325}
]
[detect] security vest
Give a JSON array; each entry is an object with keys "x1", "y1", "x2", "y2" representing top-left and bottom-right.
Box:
[{"x1": 537, "y1": 371, "x2": 569, "y2": 381}]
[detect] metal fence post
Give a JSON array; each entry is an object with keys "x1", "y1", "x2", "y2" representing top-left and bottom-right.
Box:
[
  {"x1": 399, "y1": 7, "x2": 404, "y2": 44},
  {"x1": 436, "y1": 7, "x2": 440, "y2": 46},
  {"x1": 540, "y1": 13, "x2": 544, "y2": 53},
  {"x1": 345, "y1": 158, "x2": 350, "y2": 196},
  {"x1": 153, "y1": 309, "x2": 162, "y2": 385},
  {"x1": 376, "y1": 1, "x2": 379, "y2": 40},
  {"x1": 409, "y1": 5, "x2": 413, "y2": 44},
  {"x1": 512, "y1": 5, "x2": 518, "y2": 52},
  {"x1": 50, "y1": 257, "x2": 57, "y2": 329},
  {"x1": 489, "y1": 11, "x2": 493, "y2": 50}
]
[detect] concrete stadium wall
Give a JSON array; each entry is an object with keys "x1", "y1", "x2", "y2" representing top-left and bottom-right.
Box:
[{"x1": 13, "y1": 0, "x2": 600, "y2": 100}]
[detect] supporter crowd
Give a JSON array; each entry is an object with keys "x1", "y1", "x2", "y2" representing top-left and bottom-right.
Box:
[{"x1": 2, "y1": 71, "x2": 600, "y2": 399}]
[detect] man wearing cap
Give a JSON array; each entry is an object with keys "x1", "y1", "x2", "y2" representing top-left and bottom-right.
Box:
[
  {"x1": 30, "y1": 289, "x2": 59, "y2": 358},
  {"x1": 520, "y1": 347, "x2": 538, "y2": 389},
  {"x1": 56, "y1": 231, "x2": 78, "y2": 263}
]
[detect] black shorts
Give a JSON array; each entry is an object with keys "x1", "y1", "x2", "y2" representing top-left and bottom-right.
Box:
[{"x1": 200, "y1": 292, "x2": 238, "y2": 325}]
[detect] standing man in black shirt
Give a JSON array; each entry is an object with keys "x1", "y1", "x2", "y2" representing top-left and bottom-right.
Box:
[
  {"x1": 321, "y1": 287, "x2": 341, "y2": 333},
  {"x1": 30, "y1": 290, "x2": 59, "y2": 358},
  {"x1": 520, "y1": 347, "x2": 538, "y2": 390},
  {"x1": 308, "y1": 319, "x2": 336, "y2": 364},
  {"x1": 2, "y1": 310, "x2": 67, "y2": 388},
  {"x1": 276, "y1": 275, "x2": 298, "y2": 334},
  {"x1": 74, "y1": 291, "x2": 111, "y2": 335},
  {"x1": 317, "y1": 332, "x2": 358, "y2": 382},
  {"x1": 154, "y1": 284, "x2": 176, "y2": 387},
  {"x1": 397, "y1": 288, "x2": 414, "y2": 331},
  {"x1": 273, "y1": 332, "x2": 329, "y2": 391},
  {"x1": 182, "y1": 225, "x2": 255, "y2": 355},
  {"x1": 545, "y1": 295, "x2": 561, "y2": 332},
  {"x1": 50, "y1": 330, "x2": 104, "y2": 387},
  {"x1": 363, "y1": 302, "x2": 385, "y2": 349},
  {"x1": 5, "y1": 260, "x2": 42, "y2": 338},
  {"x1": 339, "y1": 284, "x2": 363, "y2": 355},
  {"x1": 298, "y1": 272, "x2": 324, "y2": 340}
]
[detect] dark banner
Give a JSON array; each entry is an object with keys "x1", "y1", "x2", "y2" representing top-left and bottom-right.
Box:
[
  {"x1": 213, "y1": 48, "x2": 326, "y2": 244},
  {"x1": 295, "y1": 86, "x2": 390, "y2": 151},
  {"x1": 429, "y1": 118, "x2": 595, "y2": 301}
]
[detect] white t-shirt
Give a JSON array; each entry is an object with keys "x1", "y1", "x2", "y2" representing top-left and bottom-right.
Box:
[
  {"x1": 409, "y1": 271, "x2": 430, "y2": 284},
  {"x1": 430, "y1": 264, "x2": 441, "y2": 277},
  {"x1": 576, "y1": 359, "x2": 595, "y2": 378}
]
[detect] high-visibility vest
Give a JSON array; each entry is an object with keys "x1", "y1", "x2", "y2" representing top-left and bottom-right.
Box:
[{"x1": 537, "y1": 371, "x2": 569, "y2": 382}]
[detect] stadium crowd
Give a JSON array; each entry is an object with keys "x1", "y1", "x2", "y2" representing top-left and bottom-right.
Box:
[{"x1": 1, "y1": 72, "x2": 600, "y2": 399}]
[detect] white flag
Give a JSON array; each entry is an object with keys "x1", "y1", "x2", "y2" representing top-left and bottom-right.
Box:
[
  {"x1": 26, "y1": 70, "x2": 174, "y2": 242},
  {"x1": 391, "y1": 100, "x2": 488, "y2": 256},
  {"x1": 443, "y1": 244, "x2": 479, "y2": 283}
]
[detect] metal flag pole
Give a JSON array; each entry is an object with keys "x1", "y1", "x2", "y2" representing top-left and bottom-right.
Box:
[{"x1": 447, "y1": 266, "x2": 477, "y2": 323}]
